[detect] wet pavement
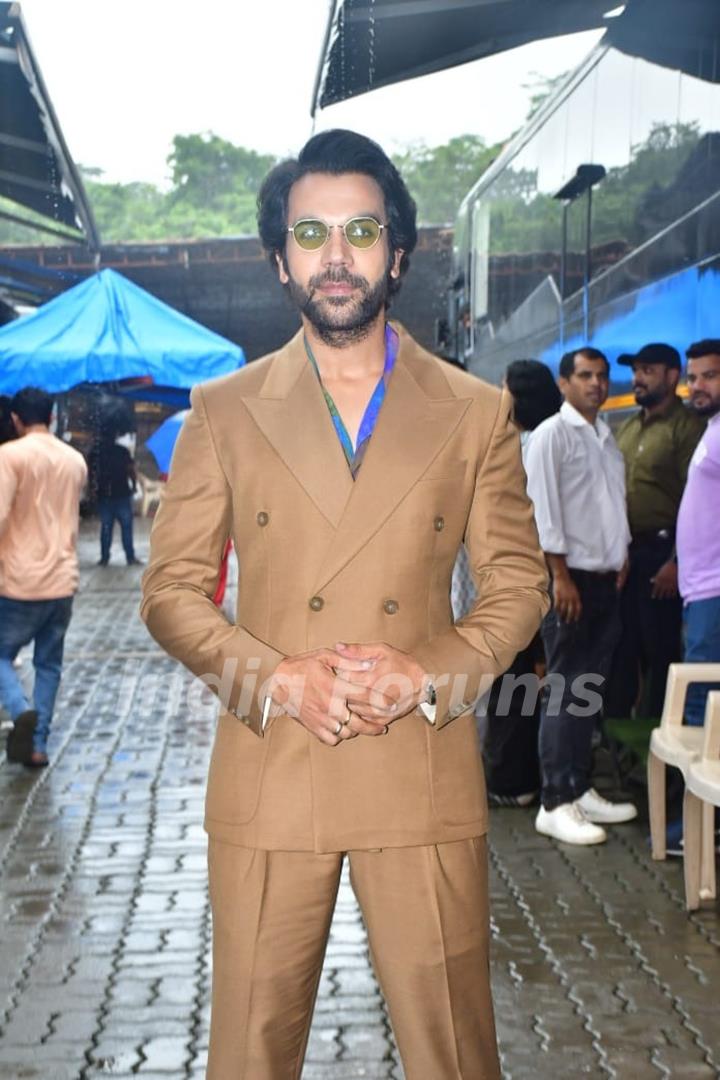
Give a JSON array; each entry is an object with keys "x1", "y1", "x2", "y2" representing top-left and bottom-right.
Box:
[{"x1": 0, "y1": 520, "x2": 719, "y2": 1079}]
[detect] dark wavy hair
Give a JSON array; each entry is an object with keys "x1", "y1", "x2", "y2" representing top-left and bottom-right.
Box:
[
  {"x1": 257, "y1": 129, "x2": 418, "y2": 298},
  {"x1": 687, "y1": 338, "x2": 720, "y2": 359},
  {"x1": 505, "y1": 359, "x2": 562, "y2": 432}
]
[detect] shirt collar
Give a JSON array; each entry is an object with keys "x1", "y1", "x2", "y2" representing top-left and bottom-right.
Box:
[
  {"x1": 640, "y1": 394, "x2": 684, "y2": 424},
  {"x1": 560, "y1": 400, "x2": 610, "y2": 440},
  {"x1": 560, "y1": 401, "x2": 591, "y2": 427}
]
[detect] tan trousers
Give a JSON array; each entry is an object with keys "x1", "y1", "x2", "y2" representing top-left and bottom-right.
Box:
[{"x1": 207, "y1": 836, "x2": 501, "y2": 1080}]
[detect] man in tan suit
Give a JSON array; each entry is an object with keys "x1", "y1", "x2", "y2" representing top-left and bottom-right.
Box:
[{"x1": 141, "y1": 130, "x2": 548, "y2": 1079}]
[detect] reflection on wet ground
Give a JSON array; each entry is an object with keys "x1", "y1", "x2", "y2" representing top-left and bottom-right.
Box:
[{"x1": 0, "y1": 521, "x2": 718, "y2": 1078}]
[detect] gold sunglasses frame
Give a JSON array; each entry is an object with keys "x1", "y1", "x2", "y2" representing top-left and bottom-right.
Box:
[{"x1": 287, "y1": 216, "x2": 387, "y2": 251}]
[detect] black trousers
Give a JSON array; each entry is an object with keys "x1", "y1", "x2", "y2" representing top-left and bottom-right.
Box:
[
  {"x1": 539, "y1": 570, "x2": 621, "y2": 810},
  {"x1": 606, "y1": 535, "x2": 682, "y2": 719},
  {"x1": 482, "y1": 638, "x2": 541, "y2": 797}
]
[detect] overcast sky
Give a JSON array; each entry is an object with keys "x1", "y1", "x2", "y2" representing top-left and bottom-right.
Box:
[{"x1": 19, "y1": 0, "x2": 603, "y2": 187}]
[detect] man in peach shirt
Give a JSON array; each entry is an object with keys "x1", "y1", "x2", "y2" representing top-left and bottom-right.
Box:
[{"x1": 0, "y1": 387, "x2": 87, "y2": 766}]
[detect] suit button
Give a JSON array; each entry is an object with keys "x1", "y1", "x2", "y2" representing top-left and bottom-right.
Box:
[
  {"x1": 257, "y1": 511, "x2": 269, "y2": 526},
  {"x1": 433, "y1": 515, "x2": 445, "y2": 531},
  {"x1": 383, "y1": 599, "x2": 399, "y2": 615},
  {"x1": 309, "y1": 596, "x2": 324, "y2": 611}
]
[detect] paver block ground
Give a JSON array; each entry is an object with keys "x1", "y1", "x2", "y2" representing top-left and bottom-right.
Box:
[{"x1": 0, "y1": 522, "x2": 718, "y2": 1078}]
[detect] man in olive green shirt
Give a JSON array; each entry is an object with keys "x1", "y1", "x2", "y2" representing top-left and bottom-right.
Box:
[{"x1": 609, "y1": 343, "x2": 704, "y2": 717}]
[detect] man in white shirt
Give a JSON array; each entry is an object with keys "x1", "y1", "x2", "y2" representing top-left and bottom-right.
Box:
[{"x1": 525, "y1": 347, "x2": 637, "y2": 844}]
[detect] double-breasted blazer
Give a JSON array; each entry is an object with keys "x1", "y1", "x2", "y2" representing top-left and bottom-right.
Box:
[{"x1": 141, "y1": 324, "x2": 549, "y2": 852}]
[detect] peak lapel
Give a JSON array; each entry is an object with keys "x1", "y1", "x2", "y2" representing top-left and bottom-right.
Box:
[
  {"x1": 242, "y1": 333, "x2": 353, "y2": 527},
  {"x1": 314, "y1": 347, "x2": 472, "y2": 592}
]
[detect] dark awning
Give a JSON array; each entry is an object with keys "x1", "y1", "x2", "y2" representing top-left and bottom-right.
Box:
[
  {"x1": 0, "y1": 1, "x2": 99, "y2": 248},
  {"x1": 605, "y1": 0, "x2": 720, "y2": 83},
  {"x1": 312, "y1": 0, "x2": 613, "y2": 115},
  {"x1": 312, "y1": 0, "x2": 720, "y2": 116}
]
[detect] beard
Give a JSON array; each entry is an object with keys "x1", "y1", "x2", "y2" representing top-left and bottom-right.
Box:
[
  {"x1": 285, "y1": 264, "x2": 390, "y2": 348},
  {"x1": 633, "y1": 385, "x2": 665, "y2": 407},
  {"x1": 690, "y1": 393, "x2": 720, "y2": 417}
]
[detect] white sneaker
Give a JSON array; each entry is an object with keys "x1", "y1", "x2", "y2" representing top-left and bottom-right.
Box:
[
  {"x1": 575, "y1": 787, "x2": 637, "y2": 824},
  {"x1": 535, "y1": 802, "x2": 607, "y2": 845}
]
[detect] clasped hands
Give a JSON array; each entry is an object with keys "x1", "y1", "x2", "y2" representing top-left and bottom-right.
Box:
[{"x1": 267, "y1": 642, "x2": 429, "y2": 746}]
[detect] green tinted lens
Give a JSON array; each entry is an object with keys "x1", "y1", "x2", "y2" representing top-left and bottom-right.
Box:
[
  {"x1": 292, "y1": 219, "x2": 328, "y2": 250},
  {"x1": 344, "y1": 217, "x2": 381, "y2": 248}
]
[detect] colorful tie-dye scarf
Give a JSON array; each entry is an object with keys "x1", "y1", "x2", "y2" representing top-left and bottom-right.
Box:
[{"x1": 305, "y1": 323, "x2": 399, "y2": 479}]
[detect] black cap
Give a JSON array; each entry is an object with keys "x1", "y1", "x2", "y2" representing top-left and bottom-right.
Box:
[{"x1": 617, "y1": 343, "x2": 681, "y2": 369}]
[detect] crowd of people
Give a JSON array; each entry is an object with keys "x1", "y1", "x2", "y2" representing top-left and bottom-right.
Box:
[
  {"x1": 454, "y1": 338, "x2": 720, "y2": 848},
  {"x1": 1, "y1": 129, "x2": 720, "y2": 1077}
]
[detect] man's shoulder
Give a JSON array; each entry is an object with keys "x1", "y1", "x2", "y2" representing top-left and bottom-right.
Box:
[
  {"x1": 432, "y1": 358, "x2": 502, "y2": 405},
  {"x1": 194, "y1": 351, "x2": 279, "y2": 405},
  {"x1": 0, "y1": 434, "x2": 37, "y2": 464},
  {"x1": 191, "y1": 333, "x2": 305, "y2": 417},
  {"x1": 397, "y1": 328, "x2": 502, "y2": 408},
  {"x1": 530, "y1": 411, "x2": 565, "y2": 442},
  {"x1": 704, "y1": 415, "x2": 720, "y2": 453},
  {"x1": 671, "y1": 397, "x2": 705, "y2": 434},
  {"x1": 0, "y1": 434, "x2": 85, "y2": 474},
  {"x1": 194, "y1": 327, "x2": 505, "y2": 413},
  {"x1": 616, "y1": 411, "x2": 639, "y2": 440},
  {"x1": 54, "y1": 436, "x2": 87, "y2": 466}
]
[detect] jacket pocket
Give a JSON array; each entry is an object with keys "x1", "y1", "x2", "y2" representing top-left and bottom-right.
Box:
[
  {"x1": 205, "y1": 712, "x2": 270, "y2": 825},
  {"x1": 426, "y1": 711, "x2": 487, "y2": 826}
]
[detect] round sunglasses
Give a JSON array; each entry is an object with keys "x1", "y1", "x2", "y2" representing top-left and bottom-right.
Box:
[{"x1": 287, "y1": 216, "x2": 386, "y2": 251}]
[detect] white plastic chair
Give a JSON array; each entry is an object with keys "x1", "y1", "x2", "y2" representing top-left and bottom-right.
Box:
[
  {"x1": 647, "y1": 663, "x2": 720, "y2": 866},
  {"x1": 683, "y1": 691, "x2": 720, "y2": 911},
  {"x1": 137, "y1": 471, "x2": 164, "y2": 517}
]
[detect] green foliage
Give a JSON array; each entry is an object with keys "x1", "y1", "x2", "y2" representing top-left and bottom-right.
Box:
[
  {"x1": 0, "y1": 196, "x2": 66, "y2": 245},
  {"x1": 81, "y1": 179, "x2": 168, "y2": 242},
  {"x1": 392, "y1": 135, "x2": 502, "y2": 226},
  {"x1": 482, "y1": 121, "x2": 703, "y2": 256},
  {"x1": 77, "y1": 132, "x2": 278, "y2": 243},
  {"x1": 523, "y1": 71, "x2": 570, "y2": 120},
  {"x1": 168, "y1": 133, "x2": 275, "y2": 203},
  {"x1": 0, "y1": 117, "x2": 702, "y2": 250},
  {"x1": 0, "y1": 130, "x2": 507, "y2": 242},
  {"x1": 592, "y1": 121, "x2": 701, "y2": 246}
]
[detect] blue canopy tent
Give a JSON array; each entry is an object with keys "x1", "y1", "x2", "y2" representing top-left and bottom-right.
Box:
[{"x1": 0, "y1": 267, "x2": 244, "y2": 400}]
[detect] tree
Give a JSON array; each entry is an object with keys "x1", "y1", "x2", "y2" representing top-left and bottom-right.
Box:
[
  {"x1": 75, "y1": 134, "x2": 279, "y2": 243},
  {"x1": 523, "y1": 71, "x2": 570, "y2": 120},
  {"x1": 81, "y1": 176, "x2": 167, "y2": 242},
  {"x1": 168, "y1": 132, "x2": 276, "y2": 204},
  {"x1": 392, "y1": 135, "x2": 502, "y2": 226},
  {"x1": 0, "y1": 199, "x2": 53, "y2": 244}
]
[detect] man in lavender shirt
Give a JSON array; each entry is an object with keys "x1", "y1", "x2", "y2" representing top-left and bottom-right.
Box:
[{"x1": 676, "y1": 339, "x2": 720, "y2": 726}]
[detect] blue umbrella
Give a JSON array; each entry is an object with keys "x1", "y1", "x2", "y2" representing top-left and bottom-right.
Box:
[{"x1": 145, "y1": 410, "x2": 189, "y2": 473}]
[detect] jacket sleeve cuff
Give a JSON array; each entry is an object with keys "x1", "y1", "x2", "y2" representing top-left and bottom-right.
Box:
[
  {"x1": 413, "y1": 629, "x2": 494, "y2": 731},
  {"x1": 219, "y1": 636, "x2": 286, "y2": 738}
]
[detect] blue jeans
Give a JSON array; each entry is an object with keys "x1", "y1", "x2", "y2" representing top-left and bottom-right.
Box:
[
  {"x1": 0, "y1": 595, "x2": 74, "y2": 752},
  {"x1": 683, "y1": 596, "x2": 720, "y2": 725},
  {"x1": 99, "y1": 496, "x2": 135, "y2": 562}
]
